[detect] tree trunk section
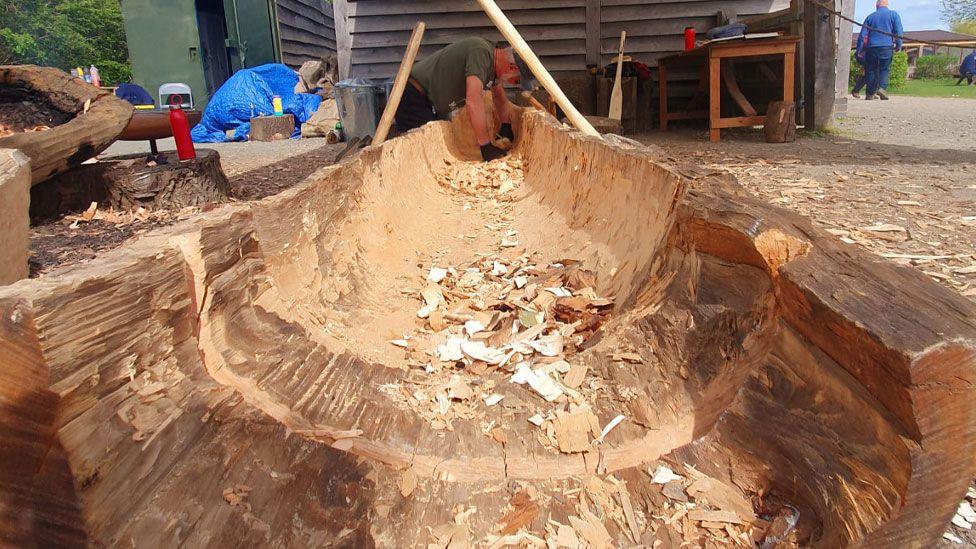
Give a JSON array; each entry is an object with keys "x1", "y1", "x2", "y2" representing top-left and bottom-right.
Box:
[
  {"x1": 30, "y1": 149, "x2": 228, "y2": 219},
  {"x1": 765, "y1": 101, "x2": 796, "y2": 143},
  {"x1": 250, "y1": 114, "x2": 295, "y2": 141},
  {"x1": 0, "y1": 65, "x2": 134, "y2": 186}
]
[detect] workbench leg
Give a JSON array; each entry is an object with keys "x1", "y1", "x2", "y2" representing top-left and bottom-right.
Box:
[
  {"x1": 658, "y1": 62, "x2": 668, "y2": 131},
  {"x1": 783, "y1": 51, "x2": 795, "y2": 103},
  {"x1": 709, "y1": 56, "x2": 721, "y2": 143}
]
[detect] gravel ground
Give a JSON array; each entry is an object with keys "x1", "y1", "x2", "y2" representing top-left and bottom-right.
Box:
[
  {"x1": 101, "y1": 137, "x2": 336, "y2": 177},
  {"x1": 835, "y1": 95, "x2": 976, "y2": 151}
]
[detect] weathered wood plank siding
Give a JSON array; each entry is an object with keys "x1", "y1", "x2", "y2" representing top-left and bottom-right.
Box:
[
  {"x1": 345, "y1": 0, "x2": 588, "y2": 78},
  {"x1": 277, "y1": 0, "x2": 337, "y2": 68},
  {"x1": 340, "y1": 0, "x2": 788, "y2": 79}
]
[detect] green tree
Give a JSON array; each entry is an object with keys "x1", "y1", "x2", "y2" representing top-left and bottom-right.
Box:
[
  {"x1": 944, "y1": 0, "x2": 976, "y2": 22},
  {"x1": 951, "y1": 20, "x2": 976, "y2": 36},
  {"x1": 0, "y1": 0, "x2": 131, "y2": 84}
]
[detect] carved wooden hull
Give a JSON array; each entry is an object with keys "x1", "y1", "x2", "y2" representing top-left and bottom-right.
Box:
[
  {"x1": 0, "y1": 65, "x2": 134, "y2": 185},
  {"x1": 0, "y1": 111, "x2": 974, "y2": 547}
]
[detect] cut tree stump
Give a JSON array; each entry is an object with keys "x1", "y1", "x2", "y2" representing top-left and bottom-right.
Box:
[
  {"x1": 765, "y1": 101, "x2": 796, "y2": 143},
  {"x1": 30, "y1": 149, "x2": 228, "y2": 219},
  {"x1": 250, "y1": 114, "x2": 295, "y2": 141}
]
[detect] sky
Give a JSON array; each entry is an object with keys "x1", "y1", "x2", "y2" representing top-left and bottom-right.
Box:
[{"x1": 854, "y1": 0, "x2": 947, "y2": 31}]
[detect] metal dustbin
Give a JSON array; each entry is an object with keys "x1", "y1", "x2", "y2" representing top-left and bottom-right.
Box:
[
  {"x1": 373, "y1": 78, "x2": 395, "y2": 112},
  {"x1": 335, "y1": 79, "x2": 383, "y2": 140}
]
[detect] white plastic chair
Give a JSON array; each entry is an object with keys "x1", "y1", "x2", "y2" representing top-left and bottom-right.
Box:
[{"x1": 158, "y1": 83, "x2": 194, "y2": 109}]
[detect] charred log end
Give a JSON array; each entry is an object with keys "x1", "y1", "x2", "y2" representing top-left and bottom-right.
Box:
[{"x1": 0, "y1": 148, "x2": 30, "y2": 285}]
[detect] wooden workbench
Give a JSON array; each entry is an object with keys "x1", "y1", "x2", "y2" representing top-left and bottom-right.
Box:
[{"x1": 658, "y1": 36, "x2": 800, "y2": 142}]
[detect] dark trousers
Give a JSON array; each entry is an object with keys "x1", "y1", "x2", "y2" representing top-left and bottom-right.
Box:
[
  {"x1": 865, "y1": 46, "x2": 894, "y2": 95},
  {"x1": 852, "y1": 73, "x2": 867, "y2": 93},
  {"x1": 957, "y1": 73, "x2": 975, "y2": 85},
  {"x1": 394, "y1": 84, "x2": 437, "y2": 133}
]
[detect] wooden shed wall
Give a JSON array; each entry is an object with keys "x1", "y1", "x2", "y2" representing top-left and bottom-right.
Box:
[
  {"x1": 276, "y1": 0, "x2": 337, "y2": 68},
  {"x1": 336, "y1": 0, "x2": 789, "y2": 79}
]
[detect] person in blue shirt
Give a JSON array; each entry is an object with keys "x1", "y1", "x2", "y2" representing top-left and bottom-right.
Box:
[
  {"x1": 851, "y1": 30, "x2": 869, "y2": 98},
  {"x1": 957, "y1": 51, "x2": 976, "y2": 86},
  {"x1": 860, "y1": 0, "x2": 903, "y2": 100}
]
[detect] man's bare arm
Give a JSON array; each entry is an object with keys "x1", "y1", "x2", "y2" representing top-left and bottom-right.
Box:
[
  {"x1": 491, "y1": 84, "x2": 512, "y2": 124},
  {"x1": 465, "y1": 75, "x2": 491, "y2": 145}
]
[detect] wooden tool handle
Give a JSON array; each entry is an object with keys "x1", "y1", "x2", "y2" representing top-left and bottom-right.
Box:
[
  {"x1": 474, "y1": 0, "x2": 599, "y2": 137},
  {"x1": 373, "y1": 22, "x2": 426, "y2": 145},
  {"x1": 609, "y1": 31, "x2": 626, "y2": 122}
]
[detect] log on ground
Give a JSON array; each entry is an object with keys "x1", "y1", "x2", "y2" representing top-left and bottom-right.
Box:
[
  {"x1": 250, "y1": 114, "x2": 295, "y2": 141},
  {"x1": 0, "y1": 65, "x2": 133, "y2": 185},
  {"x1": 765, "y1": 100, "x2": 797, "y2": 143}
]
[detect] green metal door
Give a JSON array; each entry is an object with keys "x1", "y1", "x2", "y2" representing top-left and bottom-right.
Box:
[
  {"x1": 120, "y1": 0, "x2": 209, "y2": 108},
  {"x1": 223, "y1": 0, "x2": 280, "y2": 70}
]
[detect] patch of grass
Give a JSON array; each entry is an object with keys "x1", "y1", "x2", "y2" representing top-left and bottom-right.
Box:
[{"x1": 887, "y1": 78, "x2": 976, "y2": 99}]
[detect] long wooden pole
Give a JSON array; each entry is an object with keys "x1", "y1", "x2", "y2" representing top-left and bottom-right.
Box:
[
  {"x1": 609, "y1": 31, "x2": 626, "y2": 121},
  {"x1": 373, "y1": 22, "x2": 426, "y2": 145},
  {"x1": 474, "y1": 0, "x2": 599, "y2": 137}
]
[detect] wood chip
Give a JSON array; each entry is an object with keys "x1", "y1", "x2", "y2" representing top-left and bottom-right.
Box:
[
  {"x1": 598, "y1": 414, "x2": 625, "y2": 441},
  {"x1": 399, "y1": 467, "x2": 418, "y2": 498},
  {"x1": 687, "y1": 509, "x2": 745, "y2": 525},
  {"x1": 553, "y1": 408, "x2": 595, "y2": 453},
  {"x1": 617, "y1": 482, "x2": 642, "y2": 543},
  {"x1": 685, "y1": 473, "x2": 756, "y2": 523},
  {"x1": 81, "y1": 201, "x2": 98, "y2": 222},
  {"x1": 569, "y1": 511, "x2": 613, "y2": 549},
  {"x1": 650, "y1": 465, "x2": 683, "y2": 484},
  {"x1": 562, "y1": 362, "x2": 588, "y2": 389},
  {"x1": 612, "y1": 352, "x2": 643, "y2": 363},
  {"x1": 429, "y1": 308, "x2": 447, "y2": 331},
  {"x1": 499, "y1": 490, "x2": 540, "y2": 535},
  {"x1": 417, "y1": 285, "x2": 444, "y2": 318}
]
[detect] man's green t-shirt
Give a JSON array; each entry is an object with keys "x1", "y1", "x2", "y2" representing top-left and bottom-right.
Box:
[{"x1": 411, "y1": 37, "x2": 495, "y2": 116}]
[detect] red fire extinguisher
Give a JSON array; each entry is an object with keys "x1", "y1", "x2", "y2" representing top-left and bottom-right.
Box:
[
  {"x1": 684, "y1": 27, "x2": 696, "y2": 51},
  {"x1": 168, "y1": 95, "x2": 196, "y2": 161}
]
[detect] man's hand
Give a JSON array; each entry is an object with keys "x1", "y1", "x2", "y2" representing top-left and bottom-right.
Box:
[
  {"x1": 497, "y1": 123, "x2": 515, "y2": 141},
  {"x1": 480, "y1": 143, "x2": 508, "y2": 162}
]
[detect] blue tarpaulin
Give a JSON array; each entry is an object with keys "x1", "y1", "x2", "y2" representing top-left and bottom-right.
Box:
[{"x1": 191, "y1": 64, "x2": 322, "y2": 143}]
